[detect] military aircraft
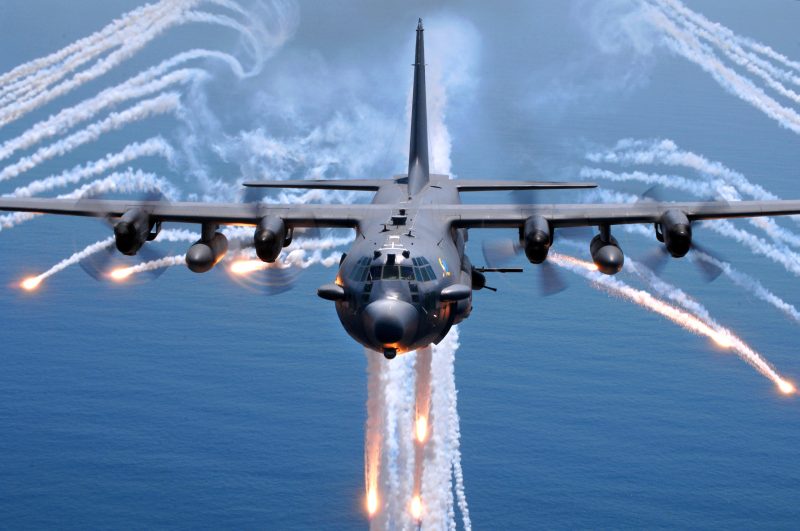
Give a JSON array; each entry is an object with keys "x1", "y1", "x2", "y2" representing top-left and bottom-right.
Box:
[{"x1": 3, "y1": 19, "x2": 800, "y2": 359}]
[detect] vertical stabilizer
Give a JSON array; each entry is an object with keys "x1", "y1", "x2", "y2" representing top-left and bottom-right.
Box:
[{"x1": 407, "y1": 18, "x2": 430, "y2": 196}]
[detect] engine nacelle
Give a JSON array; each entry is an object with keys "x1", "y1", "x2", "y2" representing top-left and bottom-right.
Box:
[
  {"x1": 522, "y1": 215, "x2": 552, "y2": 264},
  {"x1": 114, "y1": 208, "x2": 150, "y2": 256},
  {"x1": 590, "y1": 234, "x2": 624, "y2": 275},
  {"x1": 659, "y1": 209, "x2": 692, "y2": 258},
  {"x1": 254, "y1": 216, "x2": 286, "y2": 263},
  {"x1": 185, "y1": 232, "x2": 228, "y2": 273}
]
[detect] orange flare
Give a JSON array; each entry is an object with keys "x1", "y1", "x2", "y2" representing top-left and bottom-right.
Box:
[
  {"x1": 109, "y1": 267, "x2": 133, "y2": 281},
  {"x1": 415, "y1": 415, "x2": 428, "y2": 443},
  {"x1": 778, "y1": 380, "x2": 795, "y2": 395},
  {"x1": 20, "y1": 276, "x2": 42, "y2": 291},
  {"x1": 367, "y1": 488, "x2": 379, "y2": 517},
  {"x1": 229, "y1": 259, "x2": 266, "y2": 275},
  {"x1": 410, "y1": 495, "x2": 422, "y2": 520},
  {"x1": 712, "y1": 331, "x2": 733, "y2": 348}
]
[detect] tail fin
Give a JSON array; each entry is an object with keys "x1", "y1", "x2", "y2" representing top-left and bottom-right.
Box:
[{"x1": 407, "y1": 18, "x2": 429, "y2": 196}]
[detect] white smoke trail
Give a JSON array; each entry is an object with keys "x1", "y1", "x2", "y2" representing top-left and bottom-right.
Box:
[
  {"x1": 0, "y1": 0, "x2": 192, "y2": 118},
  {"x1": 7, "y1": 138, "x2": 175, "y2": 198},
  {"x1": 441, "y1": 328, "x2": 470, "y2": 531},
  {"x1": 113, "y1": 255, "x2": 186, "y2": 277},
  {"x1": 411, "y1": 346, "x2": 433, "y2": 526},
  {"x1": 0, "y1": 39, "x2": 291, "y2": 165},
  {"x1": 692, "y1": 251, "x2": 800, "y2": 324},
  {"x1": 550, "y1": 252, "x2": 794, "y2": 394},
  {"x1": 0, "y1": 93, "x2": 181, "y2": 183},
  {"x1": 0, "y1": 1, "x2": 180, "y2": 102},
  {"x1": 19, "y1": 237, "x2": 115, "y2": 289},
  {"x1": 376, "y1": 354, "x2": 416, "y2": 531},
  {"x1": 588, "y1": 138, "x2": 800, "y2": 238},
  {"x1": 0, "y1": 169, "x2": 179, "y2": 232},
  {"x1": 0, "y1": 0, "x2": 287, "y2": 127},
  {"x1": 653, "y1": 0, "x2": 800, "y2": 103},
  {"x1": 109, "y1": 233, "x2": 353, "y2": 284},
  {"x1": 588, "y1": 188, "x2": 800, "y2": 278},
  {"x1": 656, "y1": 0, "x2": 800, "y2": 87},
  {"x1": 18, "y1": 228, "x2": 205, "y2": 289},
  {"x1": 735, "y1": 35, "x2": 800, "y2": 74},
  {"x1": 365, "y1": 351, "x2": 385, "y2": 523},
  {"x1": 571, "y1": 206, "x2": 800, "y2": 326},
  {"x1": 710, "y1": 218, "x2": 800, "y2": 277},
  {"x1": 640, "y1": 2, "x2": 800, "y2": 134},
  {"x1": 586, "y1": 138, "x2": 783, "y2": 203},
  {"x1": 580, "y1": 167, "x2": 800, "y2": 249},
  {"x1": 0, "y1": 69, "x2": 202, "y2": 163},
  {"x1": 421, "y1": 335, "x2": 457, "y2": 530}
]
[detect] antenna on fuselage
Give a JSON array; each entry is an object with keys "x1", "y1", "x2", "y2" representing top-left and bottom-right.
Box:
[{"x1": 407, "y1": 18, "x2": 430, "y2": 196}]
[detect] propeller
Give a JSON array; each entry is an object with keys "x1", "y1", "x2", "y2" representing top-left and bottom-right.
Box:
[
  {"x1": 76, "y1": 190, "x2": 169, "y2": 283},
  {"x1": 481, "y1": 237, "x2": 568, "y2": 296},
  {"x1": 638, "y1": 242, "x2": 724, "y2": 282},
  {"x1": 635, "y1": 185, "x2": 725, "y2": 282},
  {"x1": 510, "y1": 189, "x2": 593, "y2": 243},
  {"x1": 79, "y1": 242, "x2": 168, "y2": 283},
  {"x1": 225, "y1": 235, "x2": 304, "y2": 295}
]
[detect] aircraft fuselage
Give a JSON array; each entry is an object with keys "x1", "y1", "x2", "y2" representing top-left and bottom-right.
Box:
[{"x1": 335, "y1": 174, "x2": 471, "y2": 356}]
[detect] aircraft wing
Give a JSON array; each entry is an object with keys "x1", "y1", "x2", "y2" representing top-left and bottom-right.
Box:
[
  {"x1": 2, "y1": 197, "x2": 800, "y2": 230},
  {"x1": 0, "y1": 197, "x2": 378, "y2": 228},
  {"x1": 443, "y1": 200, "x2": 800, "y2": 228}
]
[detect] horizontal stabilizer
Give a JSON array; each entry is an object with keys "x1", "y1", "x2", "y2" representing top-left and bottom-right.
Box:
[
  {"x1": 243, "y1": 179, "x2": 386, "y2": 191},
  {"x1": 456, "y1": 180, "x2": 597, "y2": 191}
]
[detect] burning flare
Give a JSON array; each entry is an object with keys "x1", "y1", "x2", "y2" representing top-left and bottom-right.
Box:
[
  {"x1": 109, "y1": 267, "x2": 133, "y2": 281},
  {"x1": 229, "y1": 259, "x2": 266, "y2": 275},
  {"x1": 366, "y1": 487, "x2": 379, "y2": 517},
  {"x1": 778, "y1": 379, "x2": 795, "y2": 395},
  {"x1": 415, "y1": 415, "x2": 428, "y2": 443},
  {"x1": 551, "y1": 252, "x2": 796, "y2": 396},
  {"x1": 410, "y1": 495, "x2": 422, "y2": 521},
  {"x1": 20, "y1": 276, "x2": 42, "y2": 291}
]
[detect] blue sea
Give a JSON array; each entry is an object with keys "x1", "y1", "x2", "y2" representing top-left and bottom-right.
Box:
[{"x1": 1, "y1": 1, "x2": 799, "y2": 529}]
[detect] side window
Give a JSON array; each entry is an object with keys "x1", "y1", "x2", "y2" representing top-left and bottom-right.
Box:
[
  {"x1": 421, "y1": 267, "x2": 432, "y2": 281},
  {"x1": 369, "y1": 266, "x2": 382, "y2": 281},
  {"x1": 350, "y1": 257, "x2": 371, "y2": 281}
]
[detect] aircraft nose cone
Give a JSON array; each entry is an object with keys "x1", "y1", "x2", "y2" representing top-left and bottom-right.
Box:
[{"x1": 365, "y1": 299, "x2": 418, "y2": 347}]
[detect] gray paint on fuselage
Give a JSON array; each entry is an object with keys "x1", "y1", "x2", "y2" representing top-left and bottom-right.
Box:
[{"x1": 336, "y1": 175, "x2": 470, "y2": 353}]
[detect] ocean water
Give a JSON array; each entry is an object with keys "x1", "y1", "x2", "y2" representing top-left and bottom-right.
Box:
[{"x1": 1, "y1": 1, "x2": 800, "y2": 529}]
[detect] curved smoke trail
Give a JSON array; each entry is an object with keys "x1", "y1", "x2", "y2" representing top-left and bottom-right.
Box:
[
  {"x1": 0, "y1": 169, "x2": 180, "y2": 232},
  {"x1": 579, "y1": 167, "x2": 800, "y2": 249},
  {"x1": 550, "y1": 252, "x2": 794, "y2": 394},
  {"x1": 0, "y1": 1, "x2": 179, "y2": 103},
  {"x1": 0, "y1": 93, "x2": 182, "y2": 183},
  {"x1": 639, "y1": 0, "x2": 800, "y2": 133},
  {"x1": 7, "y1": 138, "x2": 175, "y2": 198}
]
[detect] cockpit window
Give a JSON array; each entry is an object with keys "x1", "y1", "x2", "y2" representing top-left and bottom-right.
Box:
[
  {"x1": 383, "y1": 265, "x2": 400, "y2": 279},
  {"x1": 400, "y1": 266, "x2": 414, "y2": 280},
  {"x1": 349, "y1": 257, "x2": 372, "y2": 281},
  {"x1": 352, "y1": 256, "x2": 437, "y2": 282}
]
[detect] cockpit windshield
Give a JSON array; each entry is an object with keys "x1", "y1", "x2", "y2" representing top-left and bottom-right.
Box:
[{"x1": 349, "y1": 256, "x2": 437, "y2": 282}]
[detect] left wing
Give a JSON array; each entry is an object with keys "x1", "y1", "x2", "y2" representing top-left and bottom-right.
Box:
[{"x1": 441, "y1": 200, "x2": 800, "y2": 228}]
